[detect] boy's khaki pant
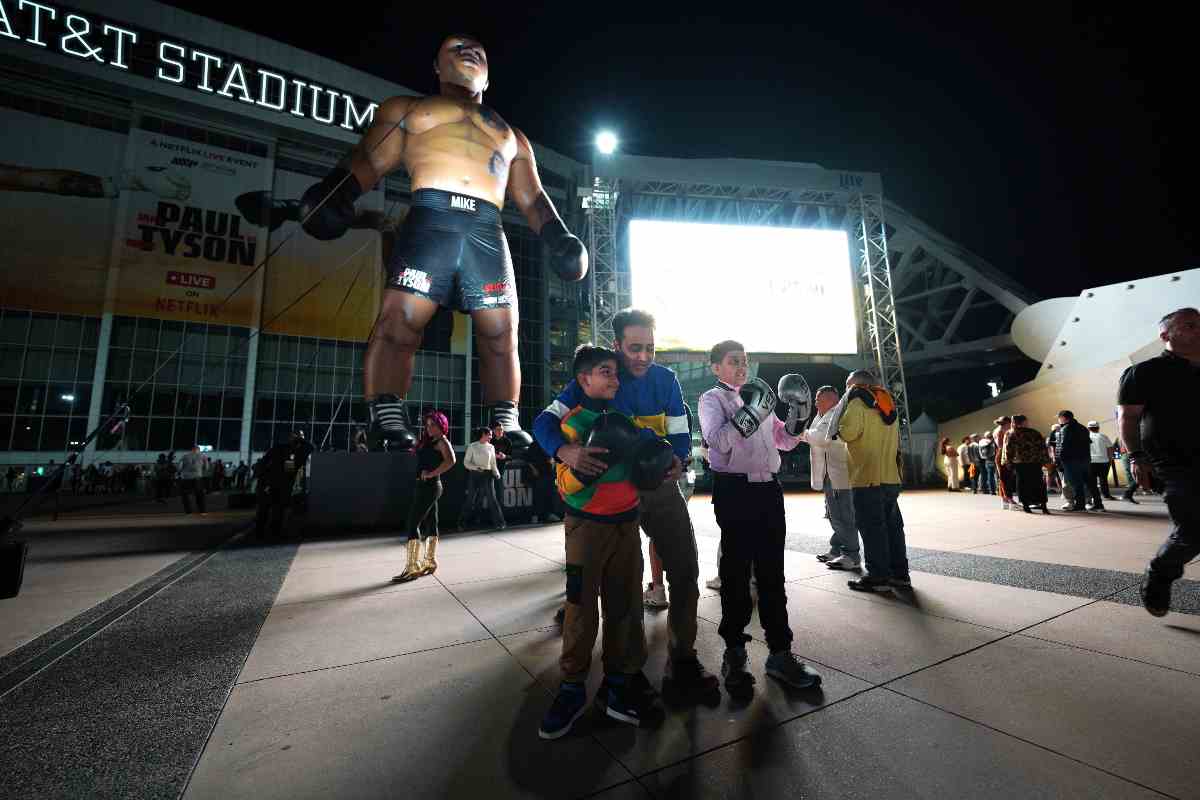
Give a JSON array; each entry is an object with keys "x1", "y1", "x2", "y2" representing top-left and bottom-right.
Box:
[{"x1": 561, "y1": 515, "x2": 647, "y2": 683}]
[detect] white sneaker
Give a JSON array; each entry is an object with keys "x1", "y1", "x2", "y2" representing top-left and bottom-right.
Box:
[
  {"x1": 643, "y1": 583, "x2": 669, "y2": 608},
  {"x1": 705, "y1": 576, "x2": 722, "y2": 590},
  {"x1": 825, "y1": 554, "x2": 862, "y2": 571},
  {"x1": 1002, "y1": 501, "x2": 1011, "y2": 510}
]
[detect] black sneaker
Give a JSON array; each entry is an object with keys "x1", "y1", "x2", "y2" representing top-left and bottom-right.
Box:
[
  {"x1": 368, "y1": 394, "x2": 415, "y2": 451},
  {"x1": 721, "y1": 646, "x2": 756, "y2": 691},
  {"x1": 764, "y1": 651, "x2": 822, "y2": 690},
  {"x1": 663, "y1": 657, "x2": 721, "y2": 705},
  {"x1": 1140, "y1": 569, "x2": 1171, "y2": 617},
  {"x1": 888, "y1": 575, "x2": 912, "y2": 589},
  {"x1": 847, "y1": 576, "x2": 893, "y2": 593}
]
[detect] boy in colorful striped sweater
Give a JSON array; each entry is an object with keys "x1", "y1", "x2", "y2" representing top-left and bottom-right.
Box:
[{"x1": 535, "y1": 344, "x2": 662, "y2": 740}]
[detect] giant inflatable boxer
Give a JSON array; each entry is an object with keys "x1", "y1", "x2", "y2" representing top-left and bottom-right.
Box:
[{"x1": 297, "y1": 34, "x2": 587, "y2": 450}]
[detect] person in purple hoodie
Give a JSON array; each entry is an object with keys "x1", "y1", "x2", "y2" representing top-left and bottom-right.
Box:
[{"x1": 698, "y1": 339, "x2": 822, "y2": 695}]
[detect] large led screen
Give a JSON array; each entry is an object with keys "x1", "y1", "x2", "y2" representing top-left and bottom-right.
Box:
[{"x1": 628, "y1": 220, "x2": 858, "y2": 353}]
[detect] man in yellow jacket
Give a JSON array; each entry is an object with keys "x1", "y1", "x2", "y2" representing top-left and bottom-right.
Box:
[{"x1": 836, "y1": 370, "x2": 909, "y2": 593}]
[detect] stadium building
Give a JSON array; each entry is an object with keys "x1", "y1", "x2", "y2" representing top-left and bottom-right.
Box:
[{"x1": 0, "y1": 0, "x2": 1047, "y2": 483}]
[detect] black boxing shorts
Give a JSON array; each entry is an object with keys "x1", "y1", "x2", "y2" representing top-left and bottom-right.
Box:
[{"x1": 385, "y1": 188, "x2": 517, "y2": 312}]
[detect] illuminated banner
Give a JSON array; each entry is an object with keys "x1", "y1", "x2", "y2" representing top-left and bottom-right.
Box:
[
  {"x1": 115, "y1": 128, "x2": 271, "y2": 325},
  {"x1": 0, "y1": 104, "x2": 123, "y2": 316},
  {"x1": 257, "y1": 167, "x2": 385, "y2": 341},
  {"x1": 0, "y1": 0, "x2": 378, "y2": 132}
]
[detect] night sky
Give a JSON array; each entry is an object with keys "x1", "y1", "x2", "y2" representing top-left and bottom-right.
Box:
[{"x1": 167, "y1": 2, "x2": 1193, "y2": 302}]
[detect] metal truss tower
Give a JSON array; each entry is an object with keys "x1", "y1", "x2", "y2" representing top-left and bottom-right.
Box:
[
  {"x1": 586, "y1": 176, "x2": 624, "y2": 349},
  {"x1": 581, "y1": 154, "x2": 1040, "y2": 475},
  {"x1": 849, "y1": 193, "x2": 911, "y2": 453},
  {"x1": 585, "y1": 169, "x2": 914, "y2": 449}
]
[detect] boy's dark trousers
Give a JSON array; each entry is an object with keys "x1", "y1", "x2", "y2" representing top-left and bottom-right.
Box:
[{"x1": 713, "y1": 473, "x2": 792, "y2": 653}]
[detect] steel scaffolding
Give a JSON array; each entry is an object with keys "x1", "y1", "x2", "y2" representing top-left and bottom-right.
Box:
[
  {"x1": 585, "y1": 176, "x2": 624, "y2": 349},
  {"x1": 849, "y1": 192, "x2": 911, "y2": 452}
]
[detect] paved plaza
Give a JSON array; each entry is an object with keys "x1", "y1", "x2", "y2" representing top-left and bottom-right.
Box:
[{"x1": 1, "y1": 490, "x2": 1197, "y2": 799}]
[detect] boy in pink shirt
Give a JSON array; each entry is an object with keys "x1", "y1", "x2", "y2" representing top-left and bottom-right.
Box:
[{"x1": 698, "y1": 340, "x2": 822, "y2": 693}]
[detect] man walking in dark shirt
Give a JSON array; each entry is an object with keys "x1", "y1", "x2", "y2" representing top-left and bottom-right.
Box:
[{"x1": 1118, "y1": 307, "x2": 1200, "y2": 617}]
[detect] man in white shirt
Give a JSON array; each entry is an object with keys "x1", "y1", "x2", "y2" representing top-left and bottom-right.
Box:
[
  {"x1": 956, "y1": 437, "x2": 974, "y2": 493},
  {"x1": 460, "y1": 426, "x2": 506, "y2": 530},
  {"x1": 178, "y1": 445, "x2": 209, "y2": 514},
  {"x1": 801, "y1": 386, "x2": 860, "y2": 570},
  {"x1": 1087, "y1": 421, "x2": 1115, "y2": 510}
]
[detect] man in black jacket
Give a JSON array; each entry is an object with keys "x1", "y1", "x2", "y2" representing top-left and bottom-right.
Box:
[
  {"x1": 254, "y1": 432, "x2": 305, "y2": 539},
  {"x1": 1055, "y1": 410, "x2": 1092, "y2": 512}
]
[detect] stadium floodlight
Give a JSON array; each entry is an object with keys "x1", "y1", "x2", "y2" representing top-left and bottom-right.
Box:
[{"x1": 595, "y1": 130, "x2": 618, "y2": 155}]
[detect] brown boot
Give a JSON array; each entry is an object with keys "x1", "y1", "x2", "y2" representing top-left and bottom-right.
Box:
[
  {"x1": 418, "y1": 535, "x2": 439, "y2": 576},
  {"x1": 392, "y1": 539, "x2": 424, "y2": 583}
]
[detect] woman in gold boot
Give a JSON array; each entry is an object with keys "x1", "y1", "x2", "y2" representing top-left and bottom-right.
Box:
[{"x1": 393, "y1": 410, "x2": 455, "y2": 583}]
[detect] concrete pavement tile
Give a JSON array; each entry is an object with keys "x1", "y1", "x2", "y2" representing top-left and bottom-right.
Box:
[
  {"x1": 1023, "y1": 599, "x2": 1200, "y2": 675},
  {"x1": 584, "y1": 780, "x2": 654, "y2": 798},
  {"x1": 186, "y1": 639, "x2": 633, "y2": 800},
  {"x1": 799, "y1": 570, "x2": 1093, "y2": 631},
  {"x1": 490, "y1": 527, "x2": 567, "y2": 550},
  {"x1": 1, "y1": 590, "x2": 127, "y2": 656},
  {"x1": 287, "y1": 534, "x2": 410, "y2": 570},
  {"x1": 19, "y1": 553, "x2": 184, "y2": 596},
  {"x1": 2, "y1": 553, "x2": 187, "y2": 655},
  {"x1": 967, "y1": 525, "x2": 1167, "y2": 574},
  {"x1": 637, "y1": 689, "x2": 1162, "y2": 799},
  {"x1": 434, "y1": 546, "x2": 562, "y2": 585},
  {"x1": 697, "y1": 585, "x2": 1006, "y2": 684},
  {"x1": 273, "y1": 558, "x2": 438, "y2": 606},
  {"x1": 889, "y1": 635, "x2": 1200, "y2": 799},
  {"x1": 238, "y1": 585, "x2": 488, "y2": 682},
  {"x1": 446, "y1": 569, "x2": 569, "y2": 637},
  {"x1": 500, "y1": 615, "x2": 870, "y2": 777}
]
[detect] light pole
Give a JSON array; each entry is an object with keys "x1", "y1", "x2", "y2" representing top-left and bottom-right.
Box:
[
  {"x1": 588, "y1": 130, "x2": 619, "y2": 347},
  {"x1": 61, "y1": 394, "x2": 76, "y2": 467}
]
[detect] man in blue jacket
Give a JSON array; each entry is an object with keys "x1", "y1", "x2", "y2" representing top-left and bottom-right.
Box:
[{"x1": 535, "y1": 309, "x2": 719, "y2": 703}]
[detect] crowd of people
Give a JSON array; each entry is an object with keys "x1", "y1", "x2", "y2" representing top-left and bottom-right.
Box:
[
  {"x1": 939, "y1": 412, "x2": 1138, "y2": 514},
  {"x1": 1, "y1": 455, "x2": 254, "y2": 498}
]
